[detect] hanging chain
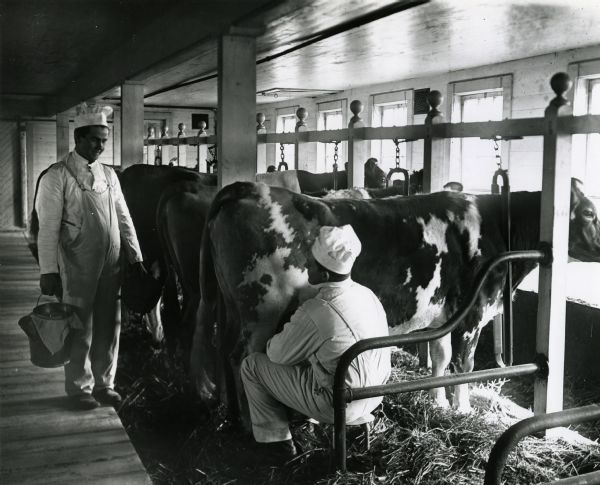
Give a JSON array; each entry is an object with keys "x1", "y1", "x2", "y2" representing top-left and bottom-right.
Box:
[
  {"x1": 278, "y1": 143, "x2": 288, "y2": 170},
  {"x1": 332, "y1": 141, "x2": 340, "y2": 171},
  {"x1": 493, "y1": 136, "x2": 502, "y2": 168},
  {"x1": 393, "y1": 138, "x2": 401, "y2": 169}
]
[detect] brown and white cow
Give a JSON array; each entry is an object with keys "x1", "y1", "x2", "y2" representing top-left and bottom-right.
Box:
[{"x1": 192, "y1": 179, "x2": 600, "y2": 413}]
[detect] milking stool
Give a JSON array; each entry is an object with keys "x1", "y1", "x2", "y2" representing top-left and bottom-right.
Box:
[{"x1": 307, "y1": 413, "x2": 375, "y2": 453}]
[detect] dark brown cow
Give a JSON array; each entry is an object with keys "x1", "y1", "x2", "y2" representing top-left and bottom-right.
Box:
[
  {"x1": 119, "y1": 165, "x2": 216, "y2": 320},
  {"x1": 156, "y1": 179, "x2": 217, "y2": 352},
  {"x1": 191, "y1": 179, "x2": 600, "y2": 413},
  {"x1": 257, "y1": 159, "x2": 387, "y2": 193}
]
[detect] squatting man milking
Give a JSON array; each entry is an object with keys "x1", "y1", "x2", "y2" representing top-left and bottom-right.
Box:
[{"x1": 241, "y1": 224, "x2": 391, "y2": 464}]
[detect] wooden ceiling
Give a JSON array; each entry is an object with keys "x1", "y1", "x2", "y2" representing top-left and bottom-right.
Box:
[{"x1": 2, "y1": 0, "x2": 600, "y2": 117}]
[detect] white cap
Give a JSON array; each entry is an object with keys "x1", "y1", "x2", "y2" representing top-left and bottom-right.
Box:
[
  {"x1": 74, "y1": 103, "x2": 113, "y2": 129},
  {"x1": 311, "y1": 225, "x2": 362, "y2": 275}
]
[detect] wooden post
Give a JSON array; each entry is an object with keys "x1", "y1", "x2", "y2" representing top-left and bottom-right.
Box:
[
  {"x1": 256, "y1": 113, "x2": 267, "y2": 174},
  {"x1": 159, "y1": 122, "x2": 169, "y2": 165},
  {"x1": 348, "y1": 100, "x2": 366, "y2": 188},
  {"x1": 534, "y1": 73, "x2": 573, "y2": 421},
  {"x1": 177, "y1": 123, "x2": 187, "y2": 167},
  {"x1": 423, "y1": 90, "x2": 445, "y2": 193},
  {"x1": 121, "y1": 81, "x2": 144, "y2": 168},
  {"x1": 113, "y1": 109, "x2": 121, "y2": 166},
  {"x1": 19, "y1": 122, "x2": 28, "y2": 228},
  {"x1": 418, "y1": 90, "x2": 446, "y2": 368},
  {"x1": 145, "y1": 126, "x2": 155, "y2": 164},
  {"x1": 295, "y1": 107, "x2": 309, "y2": 171},
  {"x1": 56, "y1": 110, "x2": 70, "y2": 162},
  {"x1": 217, "y1": 32, "x2": 257, "y2": 188},
  {"x1": 197, "y1": 121, "x2": 208, "y2": 172}
]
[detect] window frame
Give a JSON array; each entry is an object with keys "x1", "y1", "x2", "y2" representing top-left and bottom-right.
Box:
[
  {"x1": 275, "y1": 106, "x2": 299, "y2": 169},
  {"x1": 446, "y1": 74, "x2": 513, "y2": 192},
  {"x1": 316, "y1": 99, "x2": 347, "y2": 173},
  {"x1": 370, "y1": 89, "x2": 414, "y2": 171},
  {"x1": 569, "y1": 59, "x2": 600, "y2": 202}
]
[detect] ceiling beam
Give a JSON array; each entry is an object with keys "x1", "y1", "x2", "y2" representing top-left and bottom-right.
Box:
[{"x1": 50, "y1": 2, "x2": 270, "y2": 116}]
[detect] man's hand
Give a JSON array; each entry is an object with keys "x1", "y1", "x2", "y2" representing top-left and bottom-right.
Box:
[{"x1": 40, "y1": 273, "x2": 62, "y2": 297}]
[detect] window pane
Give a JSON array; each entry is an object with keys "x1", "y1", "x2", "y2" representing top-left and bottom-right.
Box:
[
  {"x1": 318, "y1": 110, "x2": 343, "y2": 171},
  {"x1": 460, "y1": 92, "x2": 503, "y2": 193},
  {"x1": 371, "y1": 102, "x2": 408, "y2": 173},
  {"x1": 276, "y1": 114, "x2": 296, "y2": 169}
]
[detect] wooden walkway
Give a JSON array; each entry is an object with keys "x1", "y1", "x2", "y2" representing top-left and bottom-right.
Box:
[{"x1": 0, "y1": 232, "x2": 151, "y2": 485}]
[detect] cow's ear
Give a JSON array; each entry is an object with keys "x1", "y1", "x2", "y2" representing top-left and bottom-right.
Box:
[{"x1": 570, "y1": 177, "x2": 585, "y2": 218}]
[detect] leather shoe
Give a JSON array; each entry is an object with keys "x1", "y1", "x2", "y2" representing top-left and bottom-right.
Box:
[
  {"x1": 254, "y1": 439, "x2": 297, "y2": 465},
  {"x1": 93, "y1": 388, "x2": 123, "y2": 407},
  {"x1": 70, "y1": 394, "x2": 100, "y2": 410}
]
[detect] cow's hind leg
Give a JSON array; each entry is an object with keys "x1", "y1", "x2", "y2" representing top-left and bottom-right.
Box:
[
  {"x1": 429, "y1": 333, "x2": 452, "y2": 408},
  {"x1": 451, "y1": 327, "x2": 482, "y2": 413}
]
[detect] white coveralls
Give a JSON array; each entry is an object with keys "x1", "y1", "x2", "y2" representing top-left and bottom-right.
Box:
[
  {"x1": 36, "y1": 151, "x2": 142, "y2": 396},
  {"x1": 241, "y1": 279, "x2": 391, "y2": 443}
]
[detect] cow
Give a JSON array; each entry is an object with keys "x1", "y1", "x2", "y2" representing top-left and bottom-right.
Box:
[
  {"x1": 191, "y1": 179, "x2": 600, "y2": 415},
  {"x1": 257, "y1": 159, "x2": 387, "y2": 193},
  {"x1": 118, "y1": 165, "x2": 216, "y2": 338},
  {"x1": 155, "y1": 178, "x2": 218, "y2": 354}
]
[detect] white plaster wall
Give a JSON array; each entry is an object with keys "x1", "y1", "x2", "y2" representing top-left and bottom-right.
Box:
[{"x1": 257, "y1": 45, "x2": 600, "y2": 192}]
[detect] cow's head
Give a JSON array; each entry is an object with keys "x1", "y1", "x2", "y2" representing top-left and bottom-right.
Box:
[
  {"x1": 364, "y1": 158, "x2": 387, "y2": 188},
  {"x1": 569, "y1": 178, "x2": 600, "y2": 262}
]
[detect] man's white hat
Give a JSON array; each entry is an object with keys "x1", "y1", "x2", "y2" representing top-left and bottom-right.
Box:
[
  {"x1": 74, "y1": 103, "x2": 113, "y2": 129},
  {"x1": 311, "y1": 225, "x2": 362, "y2": 275}
]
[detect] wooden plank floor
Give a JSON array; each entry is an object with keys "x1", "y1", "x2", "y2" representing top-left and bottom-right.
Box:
[{"x1": 0, "y1": 231, "x2": 152, "y2": 485}]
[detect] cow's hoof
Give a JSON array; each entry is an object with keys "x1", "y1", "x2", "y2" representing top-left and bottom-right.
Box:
[
  {"x1": 432, "y1": 397, "x2": 451, "y2": 409},
  {"x1": 453, "y1": 402, "x2": 472, "y2": 414}
]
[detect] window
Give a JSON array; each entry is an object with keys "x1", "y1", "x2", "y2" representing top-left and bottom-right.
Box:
[
  {"x1": 371, "y1": 101, "x2": 409, "y2": 173},
  {"x1": 317, "y1": 108, "x2": 343, "y2": 172},
  {"x1": 448, "y1": 75, "x2": 512, "y2": 193},
  {"x1": 572, "y1": 62, "x2": 600, "y2": 203},
  {"x1": 276, "y1": 112, "x2": 296, "y2": 169}
]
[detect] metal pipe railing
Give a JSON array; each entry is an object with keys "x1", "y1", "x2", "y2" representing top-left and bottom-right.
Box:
[
  {"x1": 484, "y1": 404, "x2": 600, "y2": 485},
  {"x1": 333, "y1": 248, "x2": 551, "y2": 472}
]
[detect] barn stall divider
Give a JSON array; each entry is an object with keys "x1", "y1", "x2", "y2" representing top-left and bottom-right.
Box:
[
  {"x1": 143, "y1": 72, "x2": 600, "y2": 477},
  {"x1": 145, "y1": 119, "x2": 217, "y2": 172},
  {"x1": 327, "y1": 72, "x2": 600, "y2": 477},
  {"x1": 484, "y1": 404, "x2": 600, "y2": 485}
]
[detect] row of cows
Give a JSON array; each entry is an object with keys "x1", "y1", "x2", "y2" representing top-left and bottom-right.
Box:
[{"x1": 30, "y1": 161, "x2": 600, "y2": 416}]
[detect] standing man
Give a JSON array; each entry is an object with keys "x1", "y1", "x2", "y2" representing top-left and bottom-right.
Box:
[
  {"x1": 36, "y1": 104, "x2": 145, "y2": 410},
  {"x1": 241, "y1": 225, "x2": 391, "y2": 463}
]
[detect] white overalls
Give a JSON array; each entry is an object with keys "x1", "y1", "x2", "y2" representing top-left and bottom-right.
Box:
[
  {"x1": 36, "y1": 152, "x2": 142, "y2": 396},
  {"x1": 241, "y1": 279, "x2": 391, "y2": 443}
]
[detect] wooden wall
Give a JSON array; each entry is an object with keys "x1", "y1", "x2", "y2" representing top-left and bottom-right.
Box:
[{"x1": 0, "y1": 121, "x2": 21, "y2": 229}]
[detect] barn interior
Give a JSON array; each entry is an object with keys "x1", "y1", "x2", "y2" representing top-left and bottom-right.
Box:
[{"x1": 1, "y1": 0, "x2": 600, "y2": 484}]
